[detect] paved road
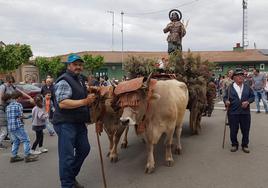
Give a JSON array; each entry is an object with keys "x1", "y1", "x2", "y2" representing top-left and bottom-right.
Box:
[{"x1": 1, "y1": 107, "x2": 268, "y2": 188}]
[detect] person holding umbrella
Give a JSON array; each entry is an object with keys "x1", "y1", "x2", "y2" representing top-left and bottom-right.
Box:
[{"x1": 223, "y1": 68, "x2": 254, "y2": 153}]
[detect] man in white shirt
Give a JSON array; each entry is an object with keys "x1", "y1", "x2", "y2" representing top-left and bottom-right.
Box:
[{"x1": 223, "y1": 69, "x2": 255, "y2": 153}]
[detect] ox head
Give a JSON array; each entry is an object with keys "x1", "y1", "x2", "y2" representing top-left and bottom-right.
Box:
[
  {"x1": 119, "y1": 91, "x2": 146, "y2": 126},
  {"x1": 119, "y1": 73, "x2": 159, "y2": 127},
  {"x1": 89, "y1": 85, "x2": 118, "y2": 123}
]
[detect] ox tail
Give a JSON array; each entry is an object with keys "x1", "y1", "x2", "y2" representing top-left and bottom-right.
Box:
[{"x1": 178, "y1": 83, "x2": 189, "y2": 102}]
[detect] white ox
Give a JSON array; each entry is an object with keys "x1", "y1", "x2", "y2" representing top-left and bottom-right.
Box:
[{"x1": 116, "y1": 77, "x2": 188, "y2": 173}]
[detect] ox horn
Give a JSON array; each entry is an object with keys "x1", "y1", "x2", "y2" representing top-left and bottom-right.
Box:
[{"x1": 143, "y1": 72, "x2": 153, "y2": 88}]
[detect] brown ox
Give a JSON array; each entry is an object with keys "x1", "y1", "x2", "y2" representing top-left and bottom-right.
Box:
[
  {"x1": 115, "y1": 77, "x2": 188, "y2": 173},
  {"x1": 186, "y1": 77, "x2": 207, "y2": 135},
  {"x1": 90, "y1": 86, "x2": 129, "y2": 162}
]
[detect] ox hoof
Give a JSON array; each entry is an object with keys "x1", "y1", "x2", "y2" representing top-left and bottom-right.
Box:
[
  {"x1": 191, "y1": 131, "x2": 199, "y2": 135},
  {"x1": 121, "y1": 142, "x2": 128, "y2": 149},
  {"x1": 110, "y1": 156, "x2": 119, "y2": 163},
  {"x1": 145, "y1": 166, "x2": 155, "y2": 174},
  {"x1": 174, "y1": 148, "x2": 181, "y2": 155},
  {"x1": 165, "y1": 160, "x2": 174, "y2": 167}
]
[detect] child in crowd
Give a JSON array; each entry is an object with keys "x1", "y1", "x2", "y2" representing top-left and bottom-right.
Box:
[
  {"x1": 6, "y1": 91, "x2": 38, "y2": 163},
  {"x1": 43, "y1": 91, "x2": 55, "y2": 136},
  {"x1": 31, "y1": 94, "x2": 48, "y2": 154}
]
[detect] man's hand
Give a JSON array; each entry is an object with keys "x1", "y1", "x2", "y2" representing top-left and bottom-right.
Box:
[
  {"x1": 29, "y1": 97, "x2": 34, "y2": 104},
  {"x1": 84, "y1": 94, "x2": 96, "y2": 106},
  {"x1": 95, "y1": 121, "x2": 103, "y2": 136},
  {"x1": 241, "y1": 101, "x2": 249, "y2": 109},
  {"x1": 225, "y1": 100, "x2": 230, "y2": 108}
]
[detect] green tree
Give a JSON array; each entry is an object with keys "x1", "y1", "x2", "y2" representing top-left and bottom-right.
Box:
[
  {"x1": 0, "y1": 43, "x2": 32, "y2": 73},
  {"x1": 82, "y1": 54, "x2": 104, "y2": 74},
  {"x1": 35, "y1": 56, "x2": 65, "y2": 79}
]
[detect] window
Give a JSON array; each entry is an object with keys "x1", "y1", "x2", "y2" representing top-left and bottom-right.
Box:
[
  {"x1": 94, "y1": 69, "x2": 108, "y2": 77},
  {"x1": 214, "y1": 65, "x2": 223, "y2": 72},
  {"x1": 260, "y1": 64, "x2": 265, "y2": 70}
]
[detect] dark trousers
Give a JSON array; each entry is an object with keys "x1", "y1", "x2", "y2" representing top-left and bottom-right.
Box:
[
  {"x1": 32, "y1": 130, "x2": 43, "y2": 150},
  {"x1": 54, "y1": 123, "x2": 90, "y2": 188},
  {"x1": 228, "y1": 114, "x2": 251, "y2": 147}
]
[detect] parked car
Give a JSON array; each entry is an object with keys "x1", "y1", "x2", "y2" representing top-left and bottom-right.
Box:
[
  {"x1": 31, "y1": 82, "x2": 43, "y2": 88},
  {"x1": 15, "y1": 84, "x2": 41, "y2": 109}
]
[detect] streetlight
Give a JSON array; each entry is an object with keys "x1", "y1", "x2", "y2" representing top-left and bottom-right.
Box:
[
  {"x1": 107, "y1": 10, "x2": 114, "y2": 51},
  {"x1": 121, "y1": 11, "x2": 124, "y2": 63}
]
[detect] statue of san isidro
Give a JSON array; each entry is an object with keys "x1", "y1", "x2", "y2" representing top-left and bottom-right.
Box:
[{"x1": 163, "y1": 9, "x2": 186, "y2": 54}]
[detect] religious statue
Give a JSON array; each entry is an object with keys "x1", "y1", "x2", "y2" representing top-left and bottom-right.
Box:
[{"x1": 163, "y1": 9, "x2": 186, "y2": 54}]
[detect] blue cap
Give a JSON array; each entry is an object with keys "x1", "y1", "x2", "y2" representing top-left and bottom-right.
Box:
[{"x1": 66, "y1": 54, "x2": 84, "y2": 64}]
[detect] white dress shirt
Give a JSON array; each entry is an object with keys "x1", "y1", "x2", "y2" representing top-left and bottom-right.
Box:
[{"x1": 233, "y1": 83, "x2": 244, "y2": 100}]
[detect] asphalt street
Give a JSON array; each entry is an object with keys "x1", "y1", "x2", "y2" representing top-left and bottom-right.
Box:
[{"x1": 1, "y1": 104, "x2": 268, "y2": 188}]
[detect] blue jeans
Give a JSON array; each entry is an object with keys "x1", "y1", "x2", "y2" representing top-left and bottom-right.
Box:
[
  {"x1": 254, "y1": 90, "x2": 268, "y2": 112},
  {"x1": 9, "y1": 127, "x2": 31, "y2": 157},
  {"x1": 53, "y1": 123, "x2": 90, "y2": 188}
]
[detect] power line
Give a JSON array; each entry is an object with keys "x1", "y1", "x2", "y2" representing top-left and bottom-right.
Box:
[{"x1": 124, "y1": 0, "x2": 199, "y2": 16}]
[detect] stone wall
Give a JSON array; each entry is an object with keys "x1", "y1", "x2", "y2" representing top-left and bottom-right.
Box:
[{"x1": 0, "y1": 64, "x2": 39, "y2": 83}]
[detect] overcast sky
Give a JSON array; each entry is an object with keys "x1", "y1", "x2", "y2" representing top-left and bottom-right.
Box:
[{"x1": 1, "y1": 0, "x2": 267, "y2": 57}]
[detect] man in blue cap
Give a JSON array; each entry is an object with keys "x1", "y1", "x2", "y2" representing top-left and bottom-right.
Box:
[{"x1": 53, "y1": 54, "x2": 96, "y2": 188}]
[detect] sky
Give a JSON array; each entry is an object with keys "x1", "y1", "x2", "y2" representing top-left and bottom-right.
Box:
[{"x1": 1, "y1": 0, "x2": 268, "y2": 57}]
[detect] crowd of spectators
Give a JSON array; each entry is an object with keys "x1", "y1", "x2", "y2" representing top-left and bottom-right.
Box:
[{"x1": 214, "y1": 68, "x2": 268, "y2": 113}]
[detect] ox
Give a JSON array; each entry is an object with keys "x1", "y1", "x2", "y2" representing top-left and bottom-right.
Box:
[
  {"x1": 90, "y1": 86, "x2": 129, "y2": 162},
  {"x1": 115, "y1": 76, "x2": 188, "y2": 173},
  {"x1": 187, "y1": 78, "x2": 207, "y2": 135}
]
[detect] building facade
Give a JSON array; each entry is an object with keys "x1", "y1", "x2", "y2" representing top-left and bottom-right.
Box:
[
  {"x1": 59, "y1": 49, "x2": 268, "y2": 80},
  {"x1": 2, "y1": 49, "x2": 267, "y2": 83}
]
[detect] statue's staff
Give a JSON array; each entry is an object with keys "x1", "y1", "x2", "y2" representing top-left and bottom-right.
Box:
[{"x1": 182, "y1": 19, "x2": 190, "y2": 29}]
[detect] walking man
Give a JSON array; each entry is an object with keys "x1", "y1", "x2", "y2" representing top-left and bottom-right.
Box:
[
  {"x1": 223, "y1": 69, "x2": 255, "y2": 153},
  {"x1": 53, "y1": 54, "x2": 96, "y2": 188},
  {"x1": 252, "y1": 68, "x2": 268, "y2": 113}
]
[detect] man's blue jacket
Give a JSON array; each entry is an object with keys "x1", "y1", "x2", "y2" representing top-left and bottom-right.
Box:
[{"x1": 223, "y1": 83, "x2": 255, "y2": 115}]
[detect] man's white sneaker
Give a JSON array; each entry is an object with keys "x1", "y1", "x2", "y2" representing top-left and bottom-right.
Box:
[
  {"x1": 40, "y1": 147, "x2": 48, "y2": 153},
  {"x1": 30, "y1": 150, "x2": 41, "y2": 155}
]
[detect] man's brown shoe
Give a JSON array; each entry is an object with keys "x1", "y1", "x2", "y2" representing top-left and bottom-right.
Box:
[
  {"x1": 10, "y1": 155, "x2": 24, "y2": 163},
  {"x1": 24, "y1": 154, "x2": 39, "y2": 163},
  {"x1": 230, "y1": 146, "x2": 238, "y2": 152},
  {"x1": 242, "y1": 147, "x2": 250, "y2": 153},
  {"x1": 74, "y1": 180, "x2": 84, "y2": 188}
]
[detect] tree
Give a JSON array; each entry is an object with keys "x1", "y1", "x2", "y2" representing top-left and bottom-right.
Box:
[
  {"x1": 0, "y1": 43, "x2": 32, "y2": 73},
  {"x1": 82, "y1": 54, "x2": 104, "y2": 74},
  {"x1": 35, "y1": 56, "x2": 65, "y2": 79}
]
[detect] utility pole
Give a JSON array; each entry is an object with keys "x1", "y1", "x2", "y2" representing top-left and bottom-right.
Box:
[
  {"x1": 121, "y1": 11, "x2": 124, "y2": 64},
  {"x1": 107, "y1": 10, "x2": 114, "y2": 51},
  {"x1": 242, "y1": 0, "x2": 248, "y2": 48}
]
